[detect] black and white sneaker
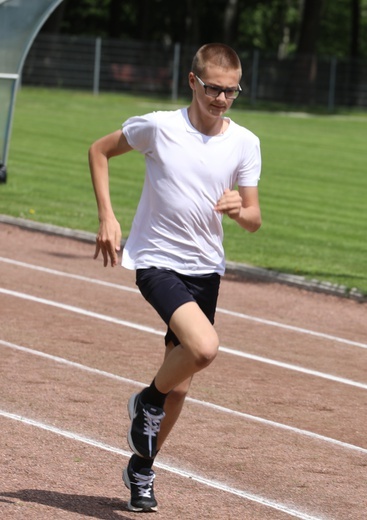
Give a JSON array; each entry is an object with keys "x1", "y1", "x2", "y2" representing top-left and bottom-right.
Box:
[
  {"x1": 127, "y1": 393, "x2": 165, "y2": 459},
  {"x1": 123, "y1": 460, "x2": 158, "y2": 512}
]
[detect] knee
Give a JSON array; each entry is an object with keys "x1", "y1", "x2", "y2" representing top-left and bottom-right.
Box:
[
  {"x1": 192, "y1": 334, "x2": 219, "y2": 369},
  {"x1": 194, "y1": 350, "x2": 217, "y2": 369}
]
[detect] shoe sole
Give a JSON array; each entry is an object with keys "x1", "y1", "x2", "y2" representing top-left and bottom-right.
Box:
[
  {"x1": 122, "y1": 467, "x2": 158, "y2": 512},
  {"x1": 127, "y1": 393, "x2": 148, "y2": 458}
]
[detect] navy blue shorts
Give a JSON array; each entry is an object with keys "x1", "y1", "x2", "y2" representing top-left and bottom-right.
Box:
[{"x1": 136, "y1": 268, "x2": 221, "y2": 346}]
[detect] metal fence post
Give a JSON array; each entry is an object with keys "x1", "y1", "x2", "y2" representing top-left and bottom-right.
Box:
[
  {"x1": 250, "y1": 49, "x2": 259, "y2": 106},
  {"x1": 93, "y1": 37, "x2": 102, "y2": 95},
  {"x1": 171, "y1": 42, "x2": 180, "y2": 101},
  {"x1": 328, "y1": 57, "x2": 337, "y2": 112},
  {"x1": 0, "y1": 73, "x2": 19, "y2": 169}
]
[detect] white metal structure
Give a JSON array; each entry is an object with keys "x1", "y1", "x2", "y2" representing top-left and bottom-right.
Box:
[{"x1": 0, "y1": 0, "x2": 64, "y2": 180}]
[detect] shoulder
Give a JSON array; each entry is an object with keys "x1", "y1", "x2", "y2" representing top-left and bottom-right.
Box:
[
  {"x1": 228, "y1": 118, "x2": 260, "y2": 145},
  {"x1": 125, "y1": 108, "x2": 183, "y2": 124},
  {"x1": 154, "y1": 108, "x2": 186, "y2": 128},
  {"x1": 123, "y1": 111, "x2": 157, "y2": 129},
  {"x1": 122, "y1": 109, "x2": 184, "y2": 152},
  {"x1": 123, "y1": 109, "x2": 184, "y2": 133}
]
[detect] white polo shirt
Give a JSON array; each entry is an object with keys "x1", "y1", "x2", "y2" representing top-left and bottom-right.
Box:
[{"x1": 121, "y1": 108, "x2": 261, "y2": 276}]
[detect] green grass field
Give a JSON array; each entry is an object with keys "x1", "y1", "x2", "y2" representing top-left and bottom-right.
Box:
[{"x1": 1, "y1": 87, "x2": 366, "y2": 296}]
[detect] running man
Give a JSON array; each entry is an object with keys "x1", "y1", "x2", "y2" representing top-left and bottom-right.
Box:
[{"x1": 89, "y1": 42, "x2": 262, "y2": 512}]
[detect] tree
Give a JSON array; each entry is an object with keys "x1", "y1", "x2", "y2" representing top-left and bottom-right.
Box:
[
  {"x1": 41, "y1": 0, "x2": 70, "y2": 33},
  {"x1": 39, "y1": 0, "x2": 366, "y2": 59},
  {"x1": 286, "y1": 0, "x2": 324, "y2": 104},
  {"x1": 296, "y1": 0, "x2": 324, "y2": 55},
  {"x1": 108, "y1": 0, "x2": 122, "y2": 39},
  {"x1": 350, "y1": 0, "x2": 361, "y2": 58},
  {"x1": 348, "y1": 0, "x2": 361, "y2": 105},
  {"x1": 223, "y1": 0, "x2": 239, "y2": 46}
]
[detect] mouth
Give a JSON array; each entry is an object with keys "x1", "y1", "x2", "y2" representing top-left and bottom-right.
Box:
[{"x1": 210, "y1": 104, "x2": 226, "y2": 110}]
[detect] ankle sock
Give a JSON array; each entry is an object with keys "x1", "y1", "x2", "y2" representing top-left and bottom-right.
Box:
[
  {"x1": 140, "y1": 379, "x2": 168, "y2": 409},
  {"x1": 130, "y1": 452, "x2": 158, "y2": 472}
]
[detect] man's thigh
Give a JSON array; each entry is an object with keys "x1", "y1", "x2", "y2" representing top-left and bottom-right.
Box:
[
  {"x1": 168, "y1": 301, "x2": 219, "y2": 356},
  {"x1": 136, "y1": 268, "x2": 220, "y2": 346},
  {"x1": 136, "y1": 268, "x2": 195, "y2": 324}
]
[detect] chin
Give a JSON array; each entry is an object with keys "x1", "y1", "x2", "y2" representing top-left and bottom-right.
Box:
[{"x1": 209, "y1": 106, "x2": 226, "y2": 116}]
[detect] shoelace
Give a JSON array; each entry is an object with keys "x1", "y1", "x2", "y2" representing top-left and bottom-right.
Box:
[
  {"x1": 132, "y1": 470, "x2": 155, "y2": 498},
  {"x1": 142, "y1": 408, "x2": 165, "y2": 456}
]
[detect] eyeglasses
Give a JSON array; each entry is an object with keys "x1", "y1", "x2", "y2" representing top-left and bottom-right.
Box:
[{"x1": 195, "y1": 75, "x2": 242, "y2": 100}]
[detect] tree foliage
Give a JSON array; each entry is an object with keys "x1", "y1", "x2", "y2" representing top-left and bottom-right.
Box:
[{"x1": 43, "y1": 0, "x2": 367, "y2": 58}]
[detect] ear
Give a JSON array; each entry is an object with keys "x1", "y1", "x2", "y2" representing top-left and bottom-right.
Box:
[{"x1": 188, "y1": 72, "x2": 196, "y2": 91}]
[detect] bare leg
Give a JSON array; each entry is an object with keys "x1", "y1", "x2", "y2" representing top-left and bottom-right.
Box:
[
  {"x1": 157, "y1": 342, "x2": 193, "y2": 451},
  {"x1": 154, "y1": 301, "x2": 219, "y2": 394},
  {"x1": 128, "y1": 302, "x2": 218, "y2": 460}
]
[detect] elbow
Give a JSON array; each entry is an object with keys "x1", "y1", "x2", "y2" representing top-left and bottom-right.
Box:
[
  {"x1": 88, "y1": 141, "x2": 107, "y2": 166},
  {"x1": 88, "y1": 143, "x2": 96, "y2": 164},
  {"x1": 238, "y1": 205, "x2": 262, "y2": 233},
  {"x1": 88, "y1": 140, "x2": 101, "y2": 157},
  {"x1": 248, "y1": 223, "x2": 261, "y2": 233},
  {"x1": 248, "y1": 215, "x2": 262, "y2": 233}
]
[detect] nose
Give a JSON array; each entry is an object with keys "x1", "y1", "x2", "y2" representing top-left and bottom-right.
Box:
[{"x1": 216, "y1": 90, "x2": 227, "y2": 101}]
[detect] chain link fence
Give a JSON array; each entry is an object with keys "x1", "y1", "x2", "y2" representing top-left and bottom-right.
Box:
[{"x1": 22, "y1": 33, "x2": 367, "y2": 110}]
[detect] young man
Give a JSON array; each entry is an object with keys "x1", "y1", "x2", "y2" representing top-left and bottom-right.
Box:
[{"x1": 89, "y1": 42, "x2": 262, "y2": 512}]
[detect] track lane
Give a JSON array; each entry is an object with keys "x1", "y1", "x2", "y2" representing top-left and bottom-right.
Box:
[{"x1": 1, "y1": 222, "x2": 366, "y2": 519}]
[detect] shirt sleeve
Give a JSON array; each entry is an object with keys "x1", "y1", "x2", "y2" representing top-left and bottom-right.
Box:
[
  {"x1": 237, "y1": 134, "x2": 262, "y2": 187},
  {"x1": 122, "y1": 112, "x2": 157, "y2": 155}
]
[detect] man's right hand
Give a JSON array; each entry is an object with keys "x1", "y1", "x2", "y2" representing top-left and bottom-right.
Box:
[{"x1": 94, "y1": 217, "x2": 122, "y2": 267}]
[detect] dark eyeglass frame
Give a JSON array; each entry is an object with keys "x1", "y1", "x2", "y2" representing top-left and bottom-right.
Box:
[{"x1": 195, "y1": 75, "x2": 242, "y2": 100}]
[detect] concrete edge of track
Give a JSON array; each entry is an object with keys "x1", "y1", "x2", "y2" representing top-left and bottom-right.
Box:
[{"x1": 1, "y1": 214, "x2": 365, "y2": 303}]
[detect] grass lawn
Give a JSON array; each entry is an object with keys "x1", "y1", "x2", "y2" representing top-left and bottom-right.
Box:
[{"x1": 1, "y1": 87, "x2": 367, "y2": 296}]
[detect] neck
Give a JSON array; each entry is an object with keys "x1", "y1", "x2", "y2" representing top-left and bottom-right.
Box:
[{"x1": 187, "y1": 106, "x2": 227, "y2": 136}]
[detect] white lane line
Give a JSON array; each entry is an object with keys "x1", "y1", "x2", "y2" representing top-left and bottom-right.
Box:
[
  {"x1": 217, "y1": 307, "x2": 367, "y2": 350},
  {"x1": 1, "y1": 339, "x2": 366, "y2": 455},
  {"x1": 1, "y1": 288, "x2": 366, "y2": 390},
  {"x1": 0, "y1": 409, "x2": 326, "y2": 520},
  {"x1": 1, "y1": 257, "x2": 365, "y2": 350},
  {"x1": 219, "y1": 346, "x2": 367, "y2": 390},
  {"x1": 0, "y1": 288, "x2": 164, "y2": 337}
]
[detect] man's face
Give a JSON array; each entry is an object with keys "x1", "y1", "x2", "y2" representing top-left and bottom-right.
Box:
[{"x1": 190, "y1": 65, "x2": 241, "y2": 118}]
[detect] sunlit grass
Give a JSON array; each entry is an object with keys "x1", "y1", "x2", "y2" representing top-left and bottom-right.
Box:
[{"x1": 2, "y1": 87, "x2": 366, "y2": 295}]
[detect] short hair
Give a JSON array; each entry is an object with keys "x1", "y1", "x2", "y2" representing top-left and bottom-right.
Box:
[{"x1": 191, "y1": 43, "x2": 242, "y2": 78}]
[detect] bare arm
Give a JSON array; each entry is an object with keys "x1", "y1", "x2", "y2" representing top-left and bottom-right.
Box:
[
  {"x1": 88, "y1": 129, "x2": 133, "y2": 266},
  {"x1": 214, "y1": 186, "x2": 261, "y2": 233}
]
